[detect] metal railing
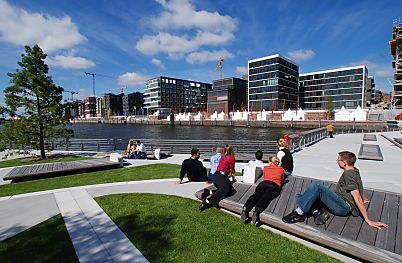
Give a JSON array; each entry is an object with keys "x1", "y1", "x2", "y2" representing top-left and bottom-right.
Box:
[{"x1": 288, "y1": 127, "x2": 327, "y2": 153}]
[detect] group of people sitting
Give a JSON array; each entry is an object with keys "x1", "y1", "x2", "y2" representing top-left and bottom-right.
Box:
[
  {"x1": 178, "y1": 137, "x2": 388, "y2": 229},
  {"x1": 124, "y1": 139, "x2": 147, "y2": 159}
]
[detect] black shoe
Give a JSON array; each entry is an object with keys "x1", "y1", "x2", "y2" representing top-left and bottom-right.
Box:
[
  {"x1": 241, "y1": 206, "x2": 250, "y2": 224},
  {"x1": 252, "y1": 210, "x2": 260, "y2": 225},
  {"x1": 201, "y1": 189, "x2": 210, "y2": 201},
  {"x1": 282, "y1": 211, "x2": 306, "y2": 224},
  {"x1": 199, "y1": 200, "x2": 212, "y2": 212},
  {"x1": 313, "y1": 210, "x2": 330, "y2": 225}
]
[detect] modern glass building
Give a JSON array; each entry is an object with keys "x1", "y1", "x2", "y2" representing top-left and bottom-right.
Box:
[
  {"x1": 207, "y1": 77, "x2": 247, "y2": 114},
  {"x1": 144, "y1": 76, "x2": 211, "y2": 116},
  {"x1": 248, "y1": 54, "x2": 299, "y2": 112},
  {"x1": 299, "y1": 66, "x2": 369, "y2": 110}
]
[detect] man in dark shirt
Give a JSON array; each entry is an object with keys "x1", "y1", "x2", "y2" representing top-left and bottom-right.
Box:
[
  {"x1": 177, "y1": 149, "x2": 208, "y2": 184},
  {"x1": 282, "y1": 151, "x2": 389, "y2": 229}
]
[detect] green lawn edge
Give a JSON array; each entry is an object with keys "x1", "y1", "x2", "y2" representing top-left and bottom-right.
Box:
[
  {"x1": 0, "y1": 214, "x2": 78, "y2": 263},
  {"x1": 96, "y1": 193, "x2": 340, "y2": 263},
  {"x1": 0, "y1": 154, "x2": 92, "y2": 169}
]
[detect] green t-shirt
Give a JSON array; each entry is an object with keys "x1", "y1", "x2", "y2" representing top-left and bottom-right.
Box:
[{"x1": 335, "y1": 168, "x2": 363, "y2": 216}]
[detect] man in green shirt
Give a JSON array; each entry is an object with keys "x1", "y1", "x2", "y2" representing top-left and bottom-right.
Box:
[{"x1": 282, "y1": 151, "x2": 389, "y2": 229}]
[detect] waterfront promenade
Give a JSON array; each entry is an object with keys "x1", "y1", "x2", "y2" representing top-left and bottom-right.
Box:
[{"x1": 0, "y1": 130, "x2": 401, "y2": 262}]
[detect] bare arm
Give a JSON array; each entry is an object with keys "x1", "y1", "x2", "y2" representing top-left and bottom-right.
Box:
[{"x1": 351, "y1": 190, "x2": 388, "y2": 229}]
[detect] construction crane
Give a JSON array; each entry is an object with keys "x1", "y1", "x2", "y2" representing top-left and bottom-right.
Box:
[
  {"x1": 63, "y1": 90, "x2": 79, "y2": 101},
  {"x1": 84, "y1": 72, "x2": 114, "y2": 97},
  {"x1": 217, "y1": 58, "x2": 224, "y2": 79},
  {"x1": 109, "y1": 86, "x2": 127, "y2": 94}
]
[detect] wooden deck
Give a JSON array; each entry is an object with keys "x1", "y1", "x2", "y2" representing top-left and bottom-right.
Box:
[
  {"x1": 195, "y1": 176, "x2": 402, "y2": 263},
  {"x1": 3, "y1": 159, "x2": 121, "y2": 182},
  {"x1": 358, "y1": 144, "x2": 384, "y2": 161}
]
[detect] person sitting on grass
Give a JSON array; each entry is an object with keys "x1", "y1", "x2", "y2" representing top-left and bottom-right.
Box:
[
  {"x1": 133, "y1": 140, "x2": 147, "y2": 159},
  {"x1": 247, "y1": 150, "x2": 265, "y2": 169},
  {"x1": 177, "y1": 149, "x2": 208, "y2": 184},
  {"x1": 199, "y1": 145, "x2": 236, "y2": 211},
  {"x1": 241, "y1": 156, "x2": 284, "y2": 225},
  {"x1": 208, "y1": 146, "x2": 223, "y2": 182},
  {"x1": 282, "y1": 151, "x2": 389, "y2": 229}
]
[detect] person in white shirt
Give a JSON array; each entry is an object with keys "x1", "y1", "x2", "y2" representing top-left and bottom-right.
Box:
[
  {"x1": 134, "y1": 140, "x2": 147, "y2": 159},
  {"x1": 248, "y1": 150, "x2": 265, "y2": 169}
]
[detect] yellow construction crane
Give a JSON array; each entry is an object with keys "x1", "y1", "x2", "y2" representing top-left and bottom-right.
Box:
[{"x1": 217, "y1": 58, "x2": 224, "y2": 79}]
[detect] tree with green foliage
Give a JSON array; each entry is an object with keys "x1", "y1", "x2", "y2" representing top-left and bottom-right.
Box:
[
  {"x1": 325, "y1": 95, "x2": 334, "y2": 120},
  {"x1": 0, "y1": 45, "x2": 72, "y2": 159}
]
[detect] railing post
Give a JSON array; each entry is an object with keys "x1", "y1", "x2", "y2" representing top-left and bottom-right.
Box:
[
  {"x1": 81, "y1": 143, "x2": 84, "y2": 151},
  {"x1": 113, "y1": 139, "x2": 116, "y2": 151},
  {"x1": 97, "y1": 143, "x2": 100, "y2": 152},
  {"x1": 66, "y1": 139, "x2": 69, "y2": 151}
]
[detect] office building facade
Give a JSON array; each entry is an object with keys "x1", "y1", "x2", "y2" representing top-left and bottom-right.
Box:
[
  {"x1": 248, "y1": 54, "x2": 299, "y2": 112},
  {"x1": 144, "y1": 76, "x2": 212, "y2": 116},
  {"x1": 123, "y1": 92, "x2": 144, "y2": 115},
  {"x1": 207, "y1": 77, "x2": 247, "y2": 114},
  {"x1": 299, "y1": 66, "x2": 368, "y2": 110}
]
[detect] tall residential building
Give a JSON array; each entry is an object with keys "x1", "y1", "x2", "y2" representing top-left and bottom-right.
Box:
[
  {"x1": 207, "y1": 77, "x2": 247, "y2": 114},
  {"x1": 366, "y1": 76, "x2": 375, "y2": 107},
  {"x1": 390, "y1": 18, "x2": 402, "y2": 108},
  {"x1": 100, "y1": 93, "x2": 123, "y2": 117},
  {"x1": 83, "y1": 97, "x2": 97, "y2": 117},
  {"x1": 248, "y1": 54, "x2": 299, "y2": 112},
  {"x1": 144, "y1": 76, "x2": 212, "y2": 116},
  {"x1": 123, "y1": 92, "x2": 144, "y2": 115},
  {"x1": 299, "y1": 66, "x2": 368, "y2": 110}
]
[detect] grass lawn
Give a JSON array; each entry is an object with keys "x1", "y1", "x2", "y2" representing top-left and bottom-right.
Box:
[
  {"x1": 96, "y1": 193, "x2": 340, "y2": 263},
  {"x1": 0, "y1": 164, "x2": 181, "y2": 197},
  {"x1": 0, "y1": 154, "x2": 92, "y2": 169},
  {"x1": 0, "y1": 215, "x2": 78, "y2": 263}
]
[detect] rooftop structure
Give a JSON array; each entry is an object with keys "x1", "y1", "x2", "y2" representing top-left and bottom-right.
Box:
[{"x1": 390, "y1": 18, "x2": 402, "y2": 109}]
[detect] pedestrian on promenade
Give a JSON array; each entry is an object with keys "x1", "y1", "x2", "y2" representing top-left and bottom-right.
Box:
[
  {"x1": 282, "y1": 151, "x2": 389, "y2": 229},
  {"x1": 177, "y1": 149, "x2": 208, "y2": 184},
  {"x1": 134, "y1": 140, "x2": 147, "y2": 159},
  {"x1": 247, "y1": 150, "x2": 265, "y2": 169},
  {"x1": 199, "y1": 145, "x2": 236, "y2": 211},
  {"x1": 208, "y1": 146, "x2": 223, "y2": 182},
  {"x1": 326, "y1": 123, "x2": 334, "y2": 138},
  {"x1": 277, "y1": 138, "x2": 293, "y2": 177},
  {"x1": 241, "y1": 156, "x2": 284, "y2": 225}
]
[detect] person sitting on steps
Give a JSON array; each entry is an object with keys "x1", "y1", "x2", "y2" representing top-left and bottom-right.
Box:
[
  {"x1": 247, "y1": 150, "x2": 265, "y2": 169},
  {"x1": 282, "y1": 151, "x2": 389, "y2": 228},
  {"x1": 177, "y1": 149, "x2": 208, "y2": 184},
  {"x1": 133, "y1": 140, "x2": 147, "y2": 159},
  {"x1": 241, "y1": 156, "x2": 284, "y2": 225},
  {"x1": 277, "y1": 138, "x2": 293, "y2": 177}
]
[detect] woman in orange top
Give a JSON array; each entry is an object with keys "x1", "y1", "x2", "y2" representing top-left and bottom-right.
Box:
[
  {"x1": 241, "y1": 156, "x2": 284, "y2": 225},
  {"x1": 199, "y1": 145, "x2": 236, "y2": 211}
]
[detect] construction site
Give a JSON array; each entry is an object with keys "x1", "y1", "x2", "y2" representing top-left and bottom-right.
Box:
[{"x1": 390, "y1": 18, "x2": 402, "y2": 109}]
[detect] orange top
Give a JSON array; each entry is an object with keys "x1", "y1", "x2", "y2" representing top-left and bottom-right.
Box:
[{"x1": 263, "y1": 164, "x2": 285, "y2": 187}]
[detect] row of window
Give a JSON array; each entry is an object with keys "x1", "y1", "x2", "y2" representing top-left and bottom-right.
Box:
[
  {"x1": 249, "y1": 71, "x2": 299, "y2": 82},
  {"x1": 303, "y1": 94, "x2": 362, "y2": 102},
  {"x1": 301, "y1": 81, "x2": 363, "y2": 92},
  {"x1": 299, "y1": 68, "x2": 364, "y2": 81},
  {"x1": 249, "y1": 64, "x2": 298, "y2": 76},
  {"x1": 249, "y1": 57, "x2": 298, "y2": 71},
  {"x1": 301, "y1": 75, "x2": 363, "y2": 86},
  {"x1": 304, "y1": 101, "x2": 360, "y2": 109},
  {"x1": 304, "y1": 88, "x2": 363, "y2": 97}
]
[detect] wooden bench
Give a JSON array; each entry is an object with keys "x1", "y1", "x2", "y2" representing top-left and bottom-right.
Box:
[
  {"x1": 3, "y1": 159, "x2": 121, "y2": 182},
  {"x1": 358, "y1": 144, "x2": 384, "y2": 161},
  {"x1": 363, "y1": 134, "x2": 377, "y2": 141},
  {"x1": 195, "y1": 176, "x2": 402, "y2": 263}
]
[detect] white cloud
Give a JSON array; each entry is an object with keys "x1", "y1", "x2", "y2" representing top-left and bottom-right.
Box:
[
  {"x1": 346, "y1": 59, "x2": 393, "y2": 79},
  {"x1": 136, "y1": 0, "x2": 237, "y2": 61},
  {"x1": 235, "y1": 66, "x2": 247, "y2": 75},
  {"x1": 151, "y1": 58, "x2": 166, "y2": 70},
  {"x1": 287, "y1": 49, "x2": 315, "y2": 62},
  {"x1": 0, "y1": 0, "x2": 86, "y2": 53},
  {"x1": 186, "y1": 49, "x2": 233, "y2": 64},
  {"x1": 375, "y1": 69, "x2": 393, "y2": 78},
  {"x1": 47, "y1": 55, "x2": 95, "y2": 69},
  {"x1": 118, "y1": 72, "x2": 150, "y2": 87}
]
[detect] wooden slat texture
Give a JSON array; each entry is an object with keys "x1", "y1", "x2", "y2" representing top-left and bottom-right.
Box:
[
  {"x1": 273, "y1": 177, "x2": 296, "y2": 217},
  {"x1": 358, "y1": 144, "x2": 384, "y2": 161},
  {"x1": 238, "y1": 185, "x2": 256, "y2": 205},
  {"x1": 225, "y1": 184, "x2": 251, "y2": 202},
  {"x1": 375, "y1": 194, "x2": 399, "y2": 252},
  {"x1": 283, "y1": 177, "x2": 304, "y2": 216},
  {"x1": 357, "y1": 191, "x2": 385, "y2": 245}
]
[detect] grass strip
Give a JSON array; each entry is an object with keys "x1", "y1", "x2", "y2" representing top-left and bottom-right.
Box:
[
  {"x1": 0, "y1": 154, "x2": 92, "y2": 169},
  {"x1": 96, "y1": 193, "x2": 340, "y2": 263},
  {"x1": 0, "y1": 215, "x2": 78, "y2": 263}
]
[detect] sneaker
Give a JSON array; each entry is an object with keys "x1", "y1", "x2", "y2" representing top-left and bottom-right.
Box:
[
  {"x1": 240, "y1": 207, "x2": 250, "y2": 224},
  {"x1": 313, "y1": 210, "x2": 330, "y2": 225},
  {"x1": 199, "y1": 200, "x2": 212, "y2": 212},
  {"x1": 252, "y1": 210, "x2": 260, "y2": 225},
  {"x1": 201, "y1": 189, "x2": 210, "y2": 201},
  {"x1": 282, "y1": 211, "x2": 306, "y2": 224}
]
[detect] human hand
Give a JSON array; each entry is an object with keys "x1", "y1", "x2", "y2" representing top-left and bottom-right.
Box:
[
  {"x1": 175, "y1": 179, "x2": 182, "y2": 184},
  {"x1": 363, "y1": 198, "x2": 369, "y2": 204},
  {"x1": 367, "y1": 220, "x2": 388, "y2": 229}
]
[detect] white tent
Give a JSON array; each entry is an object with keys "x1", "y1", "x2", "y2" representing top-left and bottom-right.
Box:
[
  {"x1": 209, "y1": 111, "x2": 218, "y2": 120},
  {"x1": 257, "y1": 109, "x2": 269, "y2": 121},
  {"x1": 335, "y1": 106, "x2": 351, "y2": 121},
  {"x1": 230, "y1": 110, "x2": 242, "y2": 121},
  {"x1": 350, "y1": 105, "x2": 367, "y2": 121},
  {"x1": 194, "y1": 112, "x2": 203, "y2": 121},
  {"x1": 294, "y1": 108, "x2": 305, "y2": 121},
  {"x1": 242, "y1": 110, "x2": 249, "y2": 120},
  {"x1": 282, "y1": 108, "x2": 293, "y2": 121},
  {"x1": 217, "y1": 111, "x2": 226, "y2": 120}
]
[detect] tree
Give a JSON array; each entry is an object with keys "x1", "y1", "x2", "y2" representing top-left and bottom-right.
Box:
[
  {"x1": 0, "y1": 45, "x2": 72, "y2": 159},
  {"x1": 325, "y1": 95, "x2": 334, "y2": 120}
]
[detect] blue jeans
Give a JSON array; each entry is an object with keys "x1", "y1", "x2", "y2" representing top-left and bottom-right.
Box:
[
  {"x1": 134, "y1": 152, "x2": 147, "y2": 159},
  {"x1": 296, "y1": 181, "x2": 350, "y2": 216}
]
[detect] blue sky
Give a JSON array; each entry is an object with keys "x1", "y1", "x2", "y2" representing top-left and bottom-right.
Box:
[{"x1": 0, "y1": 0, "x2": 400, "y2": 102}]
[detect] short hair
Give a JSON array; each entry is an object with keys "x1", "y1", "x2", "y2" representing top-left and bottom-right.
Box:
[
  {"x1": 216, "y1": 146, "x2": 224, "y2": 153},
  {"x1": 255, "y1": 150, "x2": 263, "y2": 160},
  {"x1": 136, "y1": 140, "x2": 141, "y2": 144},
  {"x1": 191, "y1": 148, "x2": 200, "y2": 156},
  {"x1": 277, "y1": 138, "x2": 286, "y2": 147},
  {"x1": 338, "y1": 151, "x2": 356, "y2": 166},
  {"x1": 269, "y1": 156, "x2": 280, "y2": 166}
]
